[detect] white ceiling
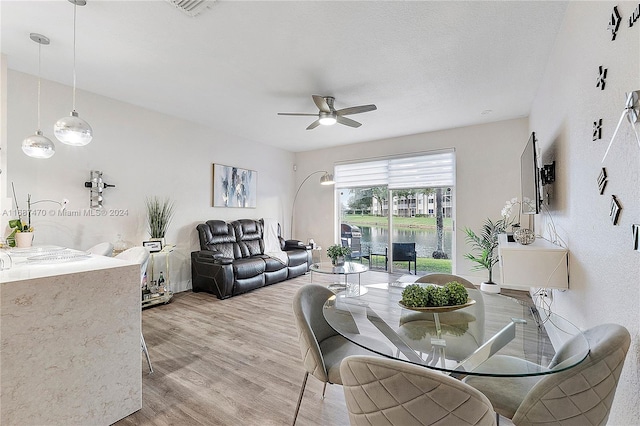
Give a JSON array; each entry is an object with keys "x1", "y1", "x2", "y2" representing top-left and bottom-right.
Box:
[{"x1": 1, "y1": 1, "x2": 568, "y2": 153}]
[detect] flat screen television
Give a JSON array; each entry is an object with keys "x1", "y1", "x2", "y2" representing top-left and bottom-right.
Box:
[{"x1": 521, "y1": 132, "x2": 541, "y2": 214}]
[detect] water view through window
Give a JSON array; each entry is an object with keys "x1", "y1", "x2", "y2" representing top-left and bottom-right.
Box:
[{"x1": 340, "y1": 186, "x2": 453, "y2": 275}]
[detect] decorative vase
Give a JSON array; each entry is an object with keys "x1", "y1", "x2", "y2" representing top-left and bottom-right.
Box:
[
  {"x1": 15, "y1": 232, "x2": 34, "y2": 248},
  {"x1": 514, "y1": 228, "x2": 535, "y2": 245},
  {"x1": 332, "y1": 256, "x2": 345, "y2": 266},
  {"x1": 480, "y1": 281, "x2": 501, "y2": 294}
]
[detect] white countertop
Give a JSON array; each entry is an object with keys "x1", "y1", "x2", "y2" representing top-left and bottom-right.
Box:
[{"x1": 0, "y1": 246, "x2": 136, "y2": 283}]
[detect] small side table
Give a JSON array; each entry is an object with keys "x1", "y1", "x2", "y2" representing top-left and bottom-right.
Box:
[
  {"x1": 311, "y1": 246, "x2": 323, "y2": 265},
  {"x1": 143, "y1": 244, "x2": 175, "y2": 309}
]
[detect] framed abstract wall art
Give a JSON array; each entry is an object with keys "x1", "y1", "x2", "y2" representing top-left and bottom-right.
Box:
[{"x1": 212, "y1": 164, "x2": 257, "y2": 208}]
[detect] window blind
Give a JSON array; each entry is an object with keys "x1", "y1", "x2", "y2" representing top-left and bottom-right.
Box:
[
  {"x1": 334, "y1": 160, "x2": 389, "y2": 188},
  {"x1": 335, "y1": 151, "x2": 455, "y2": 189}
]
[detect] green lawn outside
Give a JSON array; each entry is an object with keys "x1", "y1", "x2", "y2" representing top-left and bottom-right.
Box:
[
  {"x1": 364, "y1": 254, "x2": 452, "y2": 274},
  {"x1": 343, "y1": 214, "x2": 453, "y2": 230}
]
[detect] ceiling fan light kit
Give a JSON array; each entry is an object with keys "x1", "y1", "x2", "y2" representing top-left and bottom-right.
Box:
[
  {"x1": 278, "y1": 95, "x2": 377, "y2": 130},
  {"x1": 318, "y1": 112, "x2": 337, "y2": 126}
]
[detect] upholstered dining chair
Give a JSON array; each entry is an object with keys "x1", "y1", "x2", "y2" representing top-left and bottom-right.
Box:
[
  {"x1": 86, "y1": 241, "x2": 114, "y2": 257},
  {"x1": 115, "y1": 247, "x2": 153, "y2": 374},
  {"x1": 415, "y1": 273, "x2": 476, "y2": 289},
  {"x1": 340, "y1": 355, "x2": 497, "y2": 426},
  {"x1": 292, "y1": 284, "x2": 393, "y2": 426},
  {"x1": 463, "y1": 323, "x2": 631, "y2": 426}
]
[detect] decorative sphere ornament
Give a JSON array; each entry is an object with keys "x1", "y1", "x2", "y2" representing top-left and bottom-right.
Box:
[{"x1": 514, "y1": 228, "x2": 536, "y2": 245}]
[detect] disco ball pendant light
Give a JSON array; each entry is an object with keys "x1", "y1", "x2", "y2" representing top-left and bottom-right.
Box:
[
  {"x1": 54, "y1": 0, "x2": 93, "y2": 146},
  {"x1": 22, "y1": 33, "x2": 55, "y2": 159}
]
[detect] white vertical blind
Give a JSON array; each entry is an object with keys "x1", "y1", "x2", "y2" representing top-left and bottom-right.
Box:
[{"x1": 335, "y1": 151, "x2": 455, "y2": 189}]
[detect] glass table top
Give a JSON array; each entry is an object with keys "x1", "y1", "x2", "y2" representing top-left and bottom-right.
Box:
[
  {"x1": 310, "y1": 261, "x2": 369, "y2": 275},
  {"x1": 323, "y1": 282, "x2": 589, "y2": 377}
]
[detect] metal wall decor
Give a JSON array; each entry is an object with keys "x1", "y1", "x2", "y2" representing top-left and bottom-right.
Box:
[
  {"x1": 596, "y1": 66, "x2": 608, "y2": 90},
  {"x1": 84, "y1": 170, "x2": 115, "y2": 209},
  {"x1": 597, "y1": 168, "x2": 608, "y2": 194},
  {"x1": 609, "y1": 6, "x2": 621, "y2": 40},
  {"x1": 609, "y1": 195, "x2": 621, "y2": 225},
  {"x1": 630, "y1": 3, "x2": 639, "y2": 28},
  {"x1": 632, "y1": 224, "x2": 640, "y2": 250},
  {"x1": 602, "y1": 90, "x2": 640, "y2": 162},
  {"x1": 593, "y1": 118, "x2": 603, "y2": 140}
]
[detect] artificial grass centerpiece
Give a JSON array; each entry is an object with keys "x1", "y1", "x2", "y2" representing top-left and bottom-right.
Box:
[{"x1": 400, "y1": 281, "x2": 468, "y2": 307}]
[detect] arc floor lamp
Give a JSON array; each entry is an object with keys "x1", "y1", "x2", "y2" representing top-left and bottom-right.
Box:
[{"x1": 290, "y1": 170, "x2": 334, "y2": 239}]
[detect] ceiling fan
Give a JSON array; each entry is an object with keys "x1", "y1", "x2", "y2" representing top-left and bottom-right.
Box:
[{"x1": 278, "y1": 95, "x2": 377, "y2": 130}]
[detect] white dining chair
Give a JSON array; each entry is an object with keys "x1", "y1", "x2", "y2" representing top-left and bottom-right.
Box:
[
  {"x1": 340, "y1": 355, "x2": 497, "y2": 426},
  {"x1": 86, "y1": 241, "x2": 114, "y2": 257},
  {"x1": 463, "y1": 323, "x2": 630, "y2": 426},
  {"x1": 291, "y1": 284, "x2": 392, "y2": 425}
]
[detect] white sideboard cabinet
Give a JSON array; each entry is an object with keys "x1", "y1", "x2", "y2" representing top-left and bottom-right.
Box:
[{"x1": 498, "y1": 233, "x2": 569, "y2": 289}]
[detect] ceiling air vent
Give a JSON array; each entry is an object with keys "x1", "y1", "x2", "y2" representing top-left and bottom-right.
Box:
[{"x1": 165, "y1": 0, "x2": 214, "y2": 17}]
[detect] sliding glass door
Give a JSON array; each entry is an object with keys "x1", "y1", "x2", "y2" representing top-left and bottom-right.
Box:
[{"x1": 336, "y1": 150, "x2": 455, "y2": 276}]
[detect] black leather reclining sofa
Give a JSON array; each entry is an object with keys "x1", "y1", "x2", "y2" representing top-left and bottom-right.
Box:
[{"x1": 191, "y1": 219, "x2": 311, "y2": 299}]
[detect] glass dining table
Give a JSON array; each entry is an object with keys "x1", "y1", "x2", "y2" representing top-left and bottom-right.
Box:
[{"x1": 323, "y1": 282, "x2": 589, "y2": 377}]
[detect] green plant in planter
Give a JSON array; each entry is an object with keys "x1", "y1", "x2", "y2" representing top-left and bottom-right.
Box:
[
  {"x1": 6, "y1": 187, "x2": 33, "y2": 247},
  {"x1": 145, "y1": 196, "x2": 175, "y2": 240},
  {"x1": 464, "y1": 217, "x2": 509, "y2": 284},
  {"x1": 400, "y1": 282, "x2": 468, "y2": 307},
  {"x1": 326, "y1": 244, "x2": 351, "y2": 264}
]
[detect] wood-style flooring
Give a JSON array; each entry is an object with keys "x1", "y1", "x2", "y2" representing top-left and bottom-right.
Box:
[{"x1": 116, "y1": 271, "x2": 528, "y2": 426}]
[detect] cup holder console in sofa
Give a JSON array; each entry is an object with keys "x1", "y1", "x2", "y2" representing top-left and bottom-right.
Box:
[{"x1": 191, "y1": 219, "x2": 311, "y2": 299}]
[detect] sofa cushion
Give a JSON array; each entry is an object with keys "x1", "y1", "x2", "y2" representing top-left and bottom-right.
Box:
[
  {"x1": 287, "y1": 249, "x2": 309, "y2": 267},
  {"x1": 259, "y1": 255, "x2": 287, "y2": 272},
  {"x1": 197, "y1": 220, "x2": 241, "y2": 259},
  {"x1": 232, "y1": 257, "x2": 266, "y2": 279},
  {"x1": 233, "y1": 219, "x2": 265, "y2": 258}
]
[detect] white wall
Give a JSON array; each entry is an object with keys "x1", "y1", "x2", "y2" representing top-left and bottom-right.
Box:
[
  {"x1": 4, "y1": 70, "x2": 294, "y2": 291},
  {"x1": 293, "y1": 117, "x2": 528, "y2": 281},
  {"x1": 529, "y1": 2, "x2": 639, "y2": 423}
]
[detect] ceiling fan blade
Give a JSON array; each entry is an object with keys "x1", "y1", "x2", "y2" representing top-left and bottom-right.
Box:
[
  {"x1": 337, "y1": 116, "x2": 362, "y2": 128},
  {"x1": 312, "y1": 95, "x2": 331, "y2": 113},
  {"x1": 336, "y1": 104, "x2": 377, "y2": 116},
  {"x1": 306, "y1": 119, "x2": 321, "y2": 130},
  {"x1": 277, "y1": 112, "x2": 319, "y2": 116}
]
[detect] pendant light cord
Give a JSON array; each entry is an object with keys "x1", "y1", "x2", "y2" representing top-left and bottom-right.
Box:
[
  {"x1": 72, "y1": 1, "x2": 77, "y2": 112},
  {"x1": 37, "y1": 41, "x2": 42, "y2": 130}
]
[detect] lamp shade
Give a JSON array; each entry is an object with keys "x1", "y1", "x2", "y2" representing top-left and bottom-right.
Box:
[
  {"x1": 320, "y1": 172, "x2": 335, "y2": 185},
  {"x1": 22, "y1": 130, "x2": 55, "y2": 159},
  {"x1": 54, "y1": 110, "x2": 93, "y2": 146}
]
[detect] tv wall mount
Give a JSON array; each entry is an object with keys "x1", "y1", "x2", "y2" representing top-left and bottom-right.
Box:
[{"x1": 540, "y1": 161, "x2": 556, "y2": 186}]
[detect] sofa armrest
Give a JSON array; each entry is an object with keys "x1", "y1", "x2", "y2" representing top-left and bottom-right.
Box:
[
  {"x1": 191, "y1": 251, "x2": 235, "y2": 299},
  {"x1": 284, "y1": 239, "x2": 310, "y2": 251}
]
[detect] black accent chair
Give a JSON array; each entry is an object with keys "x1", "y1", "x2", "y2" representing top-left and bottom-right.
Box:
[{"x1": 388, "y1": 242, "x2": 417, "y2": 274}]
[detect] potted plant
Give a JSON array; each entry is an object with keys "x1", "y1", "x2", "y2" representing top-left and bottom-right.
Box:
[
  {"x1": 145, "y1": 196, "x2": 175, "y2": 246},
  {"x1": 464, "y1": 217, "x2": 508, "y2": 293},
  {"x1": 7, "y1": 190, "x2": 34, "y2": 248},
  {"x1": 326, "y1": 244, "x2": 351, "y2": 266}
]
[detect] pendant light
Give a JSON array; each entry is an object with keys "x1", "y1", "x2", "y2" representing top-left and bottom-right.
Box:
[
  {"x1": 54, "y1": 0, "x2": 93, "y2": 146},
  {"x1": 22, "y1": 33, "x2": 55, "y2": 159}
]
